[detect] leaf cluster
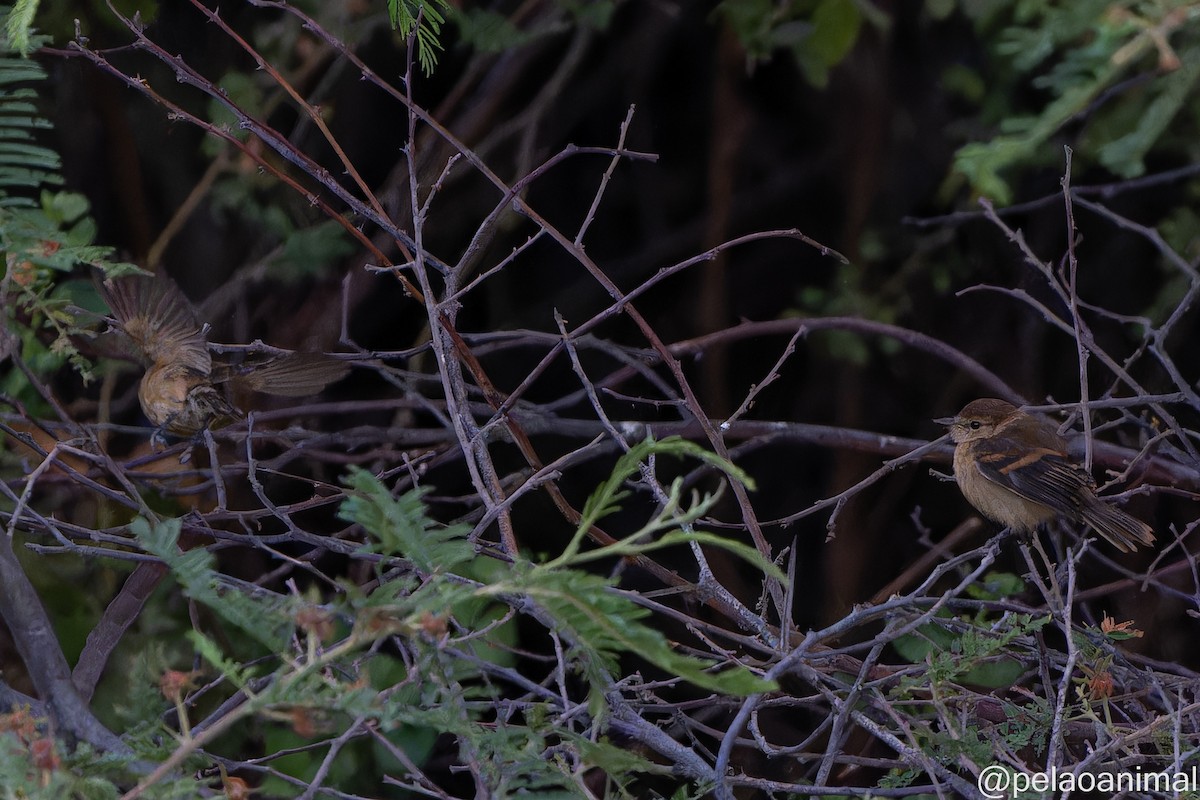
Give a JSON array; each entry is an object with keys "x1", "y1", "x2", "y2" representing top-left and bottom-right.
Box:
[
  {"x1": 893, "y1": 605, "x2": 1050, "y2": 691},
  {"x1": 953, "y1": 0, "x2": 1200, "y2": 202},
  {"x1": 95, "y1": 438, "x2": 779, "y2": 796},
  {"x1": 387, "y1": 0, "x2": 452, "y2": 77},
  {"x1": 716, "y1": 0, "x2": 875, "y2": 88},
  {"x1": 0, "y1": 7, "x2": 136, "y2": 392}
]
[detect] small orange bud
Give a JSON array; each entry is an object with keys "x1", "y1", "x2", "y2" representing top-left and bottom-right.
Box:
[
  {"x1": 159, "y1": 669, "x2": 196, "y2": 702},
  {"x1": 0, "y1": 707, "x2": 39, "y2": 741},
  {"x1": 7, "y1": 256, "x2": 37, "y2": 287},
  {"x1": 295, "y1": 606, "x2": 335, "y2": 642},
  {"x1": 30, "y1": 736, "x2": 59, "y2": 772},
  {"x1": 1086, "y1": 671, "x2": 1115, "y2": 701},
  {"x1": 223, "y1": 775, "x2": 252, "y2": 800},
  {"x1": 418, "y1": 610, "x2": 447, "y2": 638},
  {"x1": 290, "y1": 707, "x2": 318, "y2": 739}
]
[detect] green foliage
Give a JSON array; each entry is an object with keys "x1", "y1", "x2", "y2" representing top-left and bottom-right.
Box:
[
  {"x1": 0, "y1": 8, "x2": 138, "y2": 396},
  {"x1": 716, "y1": 0, "x2": 879, "y2": 88},
  {"x1": 113, "y1": 642, "x2": 191, "y2": 738},
  {"x1": 893, "y1": 610, "x2": 1048, "y2": 690},
  {"x1": 487, "y1": 437, "x2": 778, "y2": 710},
  {"x1": 275, "y1": 219, "x2": 356, "y2": 276},
  {"x1": 207, "y1": 169, "x2": 353, "y2": 279},
  {"x1": 451, "y1": 7, "x2": 540, "y2": 53},
  {"x1": 387, "y1": 0, "x2": 451, "y2": 76},
  {"x1": 875, "y1": 685, "x2": 1048, "y2": 791},
  {"x1": 0, "y1": 714, "x2": 201, "y2": 798},
  {"x1": 965, "y1": 570, "x2": 1026, "y2": 601},
  {"x1": 131, "y1": 518, "x2": 295, "y2": 652},
  {"x1": 882, "y1": 610, "x2": 1056, "y2": 792},
  {"x1": 952, "y1": 1, "x2": 1200, "y2": 203},
  {"x1": 3, "y1": 0, "x2": 38, "y2": 57},
  {"x1": 341, "y1": 473, "x2": 473, "y2": 573},
  {"x1": 567, "y1": 435, "x2": 760, "y2": 555},
  {"x1": 1093, "y1": 45, "x2": 1200, "y2": 177},
  {"x1": 560, "y1": 0, "x2": 617, "y2": 30},
  {"x1": 501, "y1": 563, "x2": 756, "y2": 707},
  {"x1": 342, "y1": 438, "x2": 778, "y2": 704},
  {"x1": 793, "y1": 258, "x2": 911, "y2": 365},
  {"x1": 0, "y1": 13, "x2": 56, "y2": 204},
  {"x1": 450, "y1": 1, "x2": 616, "y2": 54},
  {"x1": 114, "y1": 439, "x2": 777, "y2": 795},
  {"x1": 203, "y1": 70, "x2": 262, "y2": 150},
  {"x1": 792, "y1": 0, "x2": 862, "y2": 88}
]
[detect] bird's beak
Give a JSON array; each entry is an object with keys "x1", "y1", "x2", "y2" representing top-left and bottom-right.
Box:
[{"x1": 932, "y1": 416, "x2": 956, "y2": 426}]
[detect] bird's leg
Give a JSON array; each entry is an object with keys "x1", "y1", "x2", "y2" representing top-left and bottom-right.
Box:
[
  {"x1": 151, "y1": 427, "x2": 196, "y2": 464},
  {"x1": 928, "y1": 468, "x2": 956, "y2": 483},
  {"x1": 150, "y1": 412, "x2": 198, "y2": 464},
  {"x1": 150, "y1": 426, "x2": 170, "y2": 451},
  {"x1": 175, "y1": 427, "x2": 217, "y2": 466},
  {"x1": 1011, "y1": 525, "x2": 1033, "y2": 547}
]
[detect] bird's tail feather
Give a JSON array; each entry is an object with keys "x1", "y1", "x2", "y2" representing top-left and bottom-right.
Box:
[{"x1": 1080, "y1": 500, "x2": 1155, "y2": 553}]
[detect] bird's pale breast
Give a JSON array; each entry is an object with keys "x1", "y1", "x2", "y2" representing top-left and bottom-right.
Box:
[{"x1": 953, "y1": 442, "x2": 1056, "y2": 532}]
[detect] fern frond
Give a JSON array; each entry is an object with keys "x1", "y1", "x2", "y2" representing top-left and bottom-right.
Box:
[
  {"x1": 0, "y1": 6, "x2": 57, "y2": 206},
  {"x1": 386, "y1": 0, "x2": 450, "y2": 76},
  {"x1": 3, "y1": 0, "x2": 39, "y2": 57},
  {"x1": 131, "y1": 517, "x2": 295, "y2": 651},
  {"x1": 339, "y1": 467, "x2": 473, "y2": 573}
]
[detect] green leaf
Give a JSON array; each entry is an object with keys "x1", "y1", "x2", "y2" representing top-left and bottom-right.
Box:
[
  {"x1": 1096, "y1": 49, "x2": 1200, "y2": 178},
  {"x1": 271, "y1": 219, "x2": 355, "y2": 277},
  {"x1": 3, "y1": 0, "x2": 39, "y2": 58},
  {"x1": 339, "y1": 468, "x2": 473, "y2": 573},
  {"x1": 451, "y1": 8, "x2": 538, "y2": 53},
  {"x1": 892, "y1": 613, "x2": 1048, "y2": 690},
  {"x1": 717, "y1": 0, "x2": 864, "y2": 87},
  {"x1": 561, "y1": 0, "x2": 617, "y2": 30},
  {"x1": 130, "y1": 517, "x2": 294, "y2": 651},
  {"x1": 791, "y1": 0, "x2": 862, "y2": 89},
  {"x1": 189, "y1": 630, "x2": 255, "y2": 689},
  {"x1": 0, "y1": 57, "x2": 43, "y2": 83},
  {"x1": 715, "y1": 0, "x2": 777, "y2": 62},
  {"x1": 965, "y1": 571, "x2": 1025, "y2": 600},
  {"x1": 387, "y1": 0, "x2": 450, "y2": 75},
  {"x1": 949, "y1": 1, "x2": 1181, "y2": 203},
  {"x1": 573, "y1": 436, "x2": 755, "y2": 541},
  {"x1": 570, "y1": 733, "x2": 673, "y2": 779},
  {"x1": 500, "y1": 564, "x2": 776, "y2": 697},
  {"x1": 204, "y1": 70, "x2": 262, "y2": 154},
  {"x1": 42, "y1": 189, "x2": 87, "y2": 224}
]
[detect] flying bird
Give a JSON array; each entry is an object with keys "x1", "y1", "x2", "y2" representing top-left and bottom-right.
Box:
[{"x1": 101, "y1": 274, "x2": 349, "y2": 438}]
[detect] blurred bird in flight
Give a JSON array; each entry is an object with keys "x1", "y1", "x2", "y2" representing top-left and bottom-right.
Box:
[{"x1": 101, "y1": 274, "x2": 349, "y2": 439}]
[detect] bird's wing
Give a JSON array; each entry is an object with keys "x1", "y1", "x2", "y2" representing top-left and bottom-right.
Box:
[
  {"x1": 214, "y1": 352, "x2": 350, "y2": 397},
  {"x1": 971, "y1": 432, "x2": 1092, "y2": 516},
  {"x1": 101, "y1": 275, "x2": 212, "y2": 374}
]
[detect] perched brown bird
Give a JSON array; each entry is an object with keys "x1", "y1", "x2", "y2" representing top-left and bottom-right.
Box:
[
  {"x1": 935, "y1": 398, "x2": 1155, "y2": 552},
  {"x1": 101, "y1": 275, "x2": 350, "y2": 438}
]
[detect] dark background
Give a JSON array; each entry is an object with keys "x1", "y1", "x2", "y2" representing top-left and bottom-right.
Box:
[{"x1": 39, "y1": 0, "x2": 1198, "y2": 638}]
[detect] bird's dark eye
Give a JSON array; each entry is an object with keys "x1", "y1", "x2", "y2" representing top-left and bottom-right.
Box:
[{"x1": 969, "y1": 421, "x2": 982, "y2": 430}]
